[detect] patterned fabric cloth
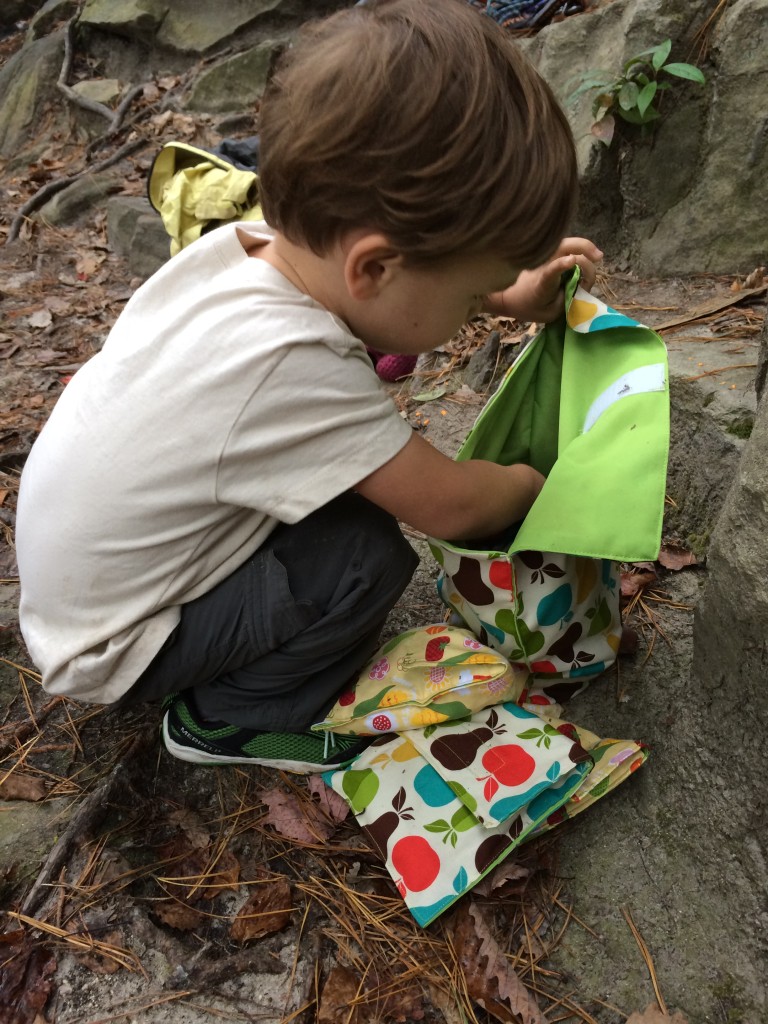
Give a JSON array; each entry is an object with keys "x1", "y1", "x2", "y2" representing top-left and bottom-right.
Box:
[
  {"x1": 325, "y1": 702, "x2": 647, "y2": 926},
  {"x1": 312, "y1": 625, "x2": 529, "y2": 735}
]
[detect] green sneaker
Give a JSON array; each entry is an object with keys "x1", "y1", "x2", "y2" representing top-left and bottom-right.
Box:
[{"x1": 162, "y1": 694, "x2": 370, "y2": 773}]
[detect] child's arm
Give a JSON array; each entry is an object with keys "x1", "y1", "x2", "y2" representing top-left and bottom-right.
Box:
[
  {"x1": 485, "y1": 237, "x2": 603, "y2": 324},
  {"x1": 355, "y1": 432, "x2": 544, "y2": 540}
]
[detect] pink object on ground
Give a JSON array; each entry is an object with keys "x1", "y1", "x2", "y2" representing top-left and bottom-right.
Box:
[{"x1": 367, "y1": 349, "x2": 418, "y2": 382}]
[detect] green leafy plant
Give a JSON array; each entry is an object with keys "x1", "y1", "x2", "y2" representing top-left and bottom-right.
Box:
[{"x1": 568, "y1": 39, "x2": 706, "y2": 146}]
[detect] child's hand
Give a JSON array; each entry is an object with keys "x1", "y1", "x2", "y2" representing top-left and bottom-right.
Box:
[{"x1": 485, "y1": 237, "x2": 603, "y2": 324}]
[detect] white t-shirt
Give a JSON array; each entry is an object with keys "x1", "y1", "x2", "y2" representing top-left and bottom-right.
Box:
[{"x1": 16, "y1": 222, "x2": 412, "y2": 703}]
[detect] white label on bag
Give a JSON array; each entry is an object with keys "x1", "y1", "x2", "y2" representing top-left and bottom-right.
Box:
[{"x1": 582, "y1": 364, "x2": 667, "y2": 433}]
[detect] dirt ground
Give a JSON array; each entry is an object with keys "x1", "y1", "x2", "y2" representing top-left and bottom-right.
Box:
[{"x1": 2, "y1": 55, "x2": 767, "y2": 1021}]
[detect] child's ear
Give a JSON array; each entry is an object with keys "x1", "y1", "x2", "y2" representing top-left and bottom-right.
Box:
[{"x1": 343, "y1": 233, "x2": 404, "y2": 300}]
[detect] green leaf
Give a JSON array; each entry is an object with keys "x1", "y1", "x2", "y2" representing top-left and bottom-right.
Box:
[
  {"x1": 630, "y1": 78, "x2": 655, "y2": 116},
  {"x1": 618, "y1": 105, "x2": 661, "y2": 125},
  {"x1": 413, "y1": 387, "x2": 447, "y2": 403},
  {"x1": 662, "y1": 62, "x2": 706, "y2": 83},
  {"x1": 425, "y1": 820, "x2": 450, "y2": 833},
  {"x1": 517, "y1": 728, "x2": 544, "y2": 740},
  {"x1": 651, "y1": 39, "x2": 672, "y2": 70},
  {"x1": 618, "y1": 80, "x2": 640, "y2": 111}
]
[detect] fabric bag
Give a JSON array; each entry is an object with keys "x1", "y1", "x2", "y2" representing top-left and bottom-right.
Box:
[
  {"x1": 429, "y1": 269, "x2": 669, "y2": 685},
  {"x1": 312, "y1": 624, "x2": 529, "y2": 736}
]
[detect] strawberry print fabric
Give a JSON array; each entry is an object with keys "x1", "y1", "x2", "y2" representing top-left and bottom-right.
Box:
[{"x1": 312, "y1": 625, "x2": 528, "y2": 736}]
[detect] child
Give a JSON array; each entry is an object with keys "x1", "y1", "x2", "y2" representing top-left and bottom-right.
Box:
[{"x1": 15, "y1": 0, "x2": 601, "y2": 773}]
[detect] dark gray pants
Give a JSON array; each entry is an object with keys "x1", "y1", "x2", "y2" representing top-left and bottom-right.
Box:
[{"x1": 120, "y1": 492, "x2": 418, "y2": 731}]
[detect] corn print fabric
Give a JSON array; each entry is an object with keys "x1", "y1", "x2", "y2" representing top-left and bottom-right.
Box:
[{"x1": 312, "y1": 625, "x2": 529, "y2": 735}]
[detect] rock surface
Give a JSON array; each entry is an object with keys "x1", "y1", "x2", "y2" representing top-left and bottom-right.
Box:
[{"x1": 2, "y1": 1, "x2": 767, "y2": 1020}]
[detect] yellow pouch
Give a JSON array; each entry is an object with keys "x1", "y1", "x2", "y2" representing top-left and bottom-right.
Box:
[{"x1": 312, "y1": 625, "x2": 529, "y2": 736}]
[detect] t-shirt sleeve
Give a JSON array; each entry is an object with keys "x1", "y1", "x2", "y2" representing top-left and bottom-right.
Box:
[{"x1": 215, "y1": 341, "x2": 413, "y2": 522}]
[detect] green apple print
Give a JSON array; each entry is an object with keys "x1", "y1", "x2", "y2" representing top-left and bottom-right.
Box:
[
  {"x1": 341, "y1": 768, "x2": 380, "y2": 813},
  {"x1": 586, "y1": 596, "x2": 612, "y2": 637}
]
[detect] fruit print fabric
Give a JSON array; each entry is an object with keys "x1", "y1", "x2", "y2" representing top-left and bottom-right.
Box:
[
  {"x1": 324, "y1": 732, "x2": 591, "y2": 927},
  {"x1": 431, "y1": 545, "x2": 622, "y2": 682},
  {"x1": 406, "y1": 703, "x2": 592, "y2": 827},
  {"x1": 312, "y1": 625, "x2": 529, "y2": 736},
  {"x1": 428, "y1": 265, "x2": 668, "y2": 682}
]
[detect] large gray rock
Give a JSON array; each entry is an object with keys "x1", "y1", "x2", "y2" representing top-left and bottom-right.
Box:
[
  {"x1": 523, "y1": 0, "x2": 766, "y2": 275},
  {"x1": 185, "y1": 37, "x2": 288, "y2": 112},
  {"x1": 0, "y1": 29, "x2": 65, "y2": 158},
  {"x1": 80, "y1": 0, "x2": 290, "y2": 52}
]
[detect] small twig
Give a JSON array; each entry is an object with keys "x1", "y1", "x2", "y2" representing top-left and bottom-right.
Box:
[
  {"x1": 21, "y1": 731, "x2": 152, "y2": 916},
  {"x1": 621, "y1": 905, "x2": 668, "y2": 1014},
  {"x1": 683, "y1": 362, "x2": 756, "y2": 382},
  {"x1": 7, "y1": 137, "x2": 151, "y2": 244}
]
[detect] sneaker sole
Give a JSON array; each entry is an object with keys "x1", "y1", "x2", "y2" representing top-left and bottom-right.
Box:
[{"x1": 162, "y1": 713, "x2": 354, "y2": 773}]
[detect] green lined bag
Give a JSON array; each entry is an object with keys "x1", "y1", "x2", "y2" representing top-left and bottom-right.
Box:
[{"x1": 429, "y1": 269, "x2": 669, "y2": 685}]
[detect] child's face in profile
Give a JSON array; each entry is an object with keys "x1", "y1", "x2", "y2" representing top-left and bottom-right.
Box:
[{"x1": 353, "y1": 251, "x2": 519, "y2": 356}]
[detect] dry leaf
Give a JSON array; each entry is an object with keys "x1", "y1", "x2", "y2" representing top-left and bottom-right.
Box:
[
  {"x1": 474, "y1": 859, "x2": 531, "y2": 897},
  {"x1": 658, "y1": 543, "x2": 698, "y2": 571},
  {"x1": 626, "y1": 1004, "x2": 689, "y2": 1024},
  {"x1": 230, "y1": 877, "x2": 293, "y2": 942},
  {"x1": 75, "y1": 253, "x2": 105, "y2": 278},
  {"x1": 0, "y1": 930, "x2": 56, "y2": 1024},
  {"x1": 260, "y1": 785, "x2": 335, "y2": 844},
  {"x1": 67, "y1": 923, "x2": 124, "y2": 975},
  {"x1": 151, "y1": 899, "x2": 205, "y2": 931},
  {"x1": 0, "y1": 774, "x2": 47, "y2": 802},
  {"x1": 621, "y1": 567, "x2": 658, "y2": 599},
  {"x1": 0, "y1": 489, "x2": 8, "y2": 506},
  {"x1": 451, "y1": 902, "x2": 544, "y2": 1024},
  {"x1": 206, "y1": 848, "x2": 241, "y2": 896},
  {"x1": 744, "y1": 266, "x2": 765, "y2": 289},
  {"x1": 27, "y1": 309, "x2": 53, "y2": 329},
  {"x1": 307, "y1": 774, "x2": 351, "y2": 824},
  {"x1": 317, "y1": 965, "x2": 363, "y2": 1024},
  {"x1": 168, "y1": 807, "x2": 211, "y2": 849}
]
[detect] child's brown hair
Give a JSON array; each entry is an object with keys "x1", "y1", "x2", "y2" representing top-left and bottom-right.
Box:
[{"x1": 258, "y1": 0, "x2": 577, "y2": 269}]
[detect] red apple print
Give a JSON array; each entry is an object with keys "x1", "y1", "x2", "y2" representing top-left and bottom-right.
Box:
[
  {"x1": 338, "y1": 692, "x2": 355, "y2": 707},
  {"x1": 424, "y1": 636, "x2": 450, "y2": 662},
  {"x1": 396, "y1": 879, "x2": 407, "y2": 898},
  {"x1": 528, "y1": 694, "x2": 552, "y2": 706},
  {"x1": 371, "y1": 713, "x2": 393, "y2": 732},
  {"x1": 480, "y1": 744, "x2": 535, "y2": 787},
  {"x1": 531, "y1": 660, "x2": 557, "y2": 674},
  {"x1": 391, "y1": 836, "x2": 440, "y2": 892},
  {"x1": 557, "y1": 722, "x2": 579, "y2": 741},
  {"x1": 489, "y1": 560, "x2": 513, "y2": 591}
]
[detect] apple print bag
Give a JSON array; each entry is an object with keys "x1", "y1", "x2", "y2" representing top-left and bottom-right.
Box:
[{"x1": 429, "y1": 268, "x2": 669, "y2": 691}]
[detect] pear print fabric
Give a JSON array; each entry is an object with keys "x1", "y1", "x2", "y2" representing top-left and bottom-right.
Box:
[
  {"x1": 429, "y1": 268, "x2": 668, "y2": 684},
  {"x1": 405, "y1": 702, "x2": 591, "y2": 827},
  {"x1": 324, "y1": 710, "x2": 592, "y2": 927},
  {"x1": 325, "y1": 705, "x2": 647, "y2": 927}
]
